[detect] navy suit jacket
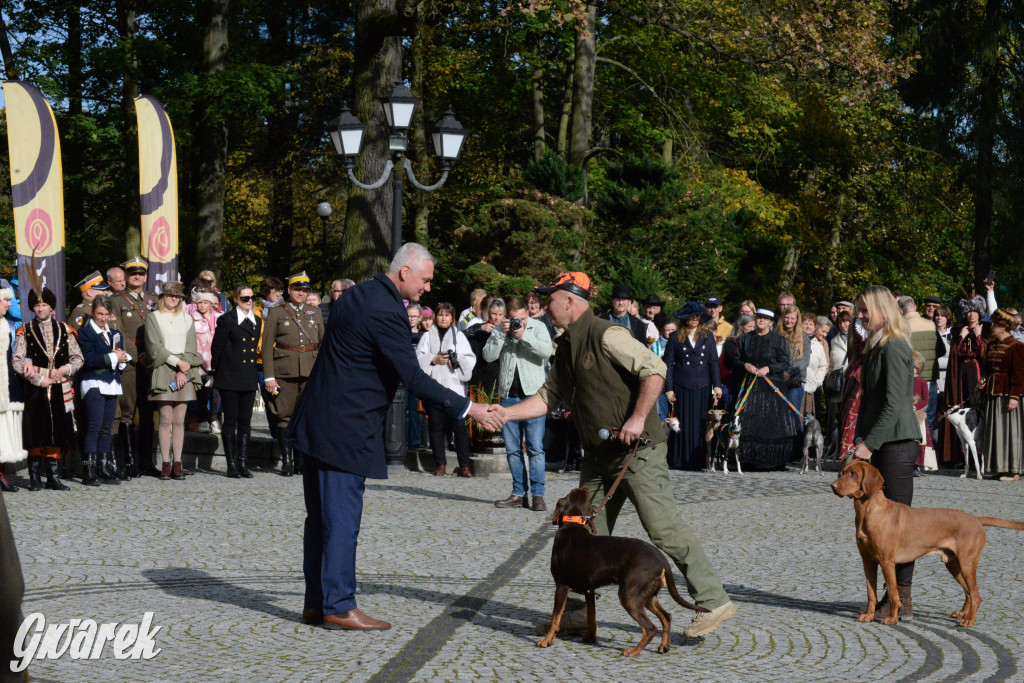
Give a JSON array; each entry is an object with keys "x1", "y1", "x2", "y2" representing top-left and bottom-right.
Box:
[
  {"x1": 288, "y1": 274, "x2": 471, "y2": 479},
  {"x1": 664, "y1": 330, "x2": 721, "y2": 390},
  {"x1": 77, "y1": 323, "x2": 124, "y2": 384}
]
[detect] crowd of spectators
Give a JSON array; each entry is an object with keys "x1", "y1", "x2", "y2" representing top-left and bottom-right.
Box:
[{"x1": 2, "y1": 260, "x2": 1022, "y2": 495}]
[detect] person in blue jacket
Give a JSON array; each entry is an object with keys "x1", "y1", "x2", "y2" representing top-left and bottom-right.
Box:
[
  {"x1": 76, "y1": 296, "x2": 130, "y2": 485},
  {"x1": 288, "y1": 243, "x2": 504, "y2": 631}
]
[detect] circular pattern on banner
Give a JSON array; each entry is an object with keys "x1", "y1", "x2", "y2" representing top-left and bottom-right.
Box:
[
  {"x1": 149, "y1": 217, "x2": 172, "y2": 261},
  {"x1": 24, "y1": 208, "x2": 53, "y2": 254}
]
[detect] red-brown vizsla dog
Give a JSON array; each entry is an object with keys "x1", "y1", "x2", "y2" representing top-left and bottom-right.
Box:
[
  {"x1": 537, "y1": 487, "x2": 708, "y2": 656},
  {"x1": 831, "y1": 461, "x2": 1024, "y2": 626}
]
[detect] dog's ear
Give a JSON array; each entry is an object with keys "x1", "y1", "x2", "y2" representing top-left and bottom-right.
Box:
[
  {"x1": 858, "y1": 462, "x2": 884, "y2": 498},
  {"x1": 579, "y1": 485, "x2": 590, "y2": 497}
]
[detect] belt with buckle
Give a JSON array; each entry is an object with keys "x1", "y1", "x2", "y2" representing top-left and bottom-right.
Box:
[{"x1": 277, "y1": 343, "x2": 319, "y2": 353}]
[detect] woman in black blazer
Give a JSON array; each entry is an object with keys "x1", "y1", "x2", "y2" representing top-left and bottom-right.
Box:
[
  {"x1": 664, "y1": 301, "x2": 722, "y2": 470},
  {"x1": 211, "y1": 286, "x2": 263, "y2": 478}
]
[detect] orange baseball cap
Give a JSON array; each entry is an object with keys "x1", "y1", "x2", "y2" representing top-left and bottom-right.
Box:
[{"x1": 535, "y1": 271, "x2": 592, "y2": 300}]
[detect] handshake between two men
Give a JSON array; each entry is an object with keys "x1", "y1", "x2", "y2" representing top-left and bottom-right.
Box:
[{"x1": 466, "y1": 395, "x2": 650, "y2": 446}]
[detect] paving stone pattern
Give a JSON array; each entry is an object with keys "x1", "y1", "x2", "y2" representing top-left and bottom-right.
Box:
[{"x1": 5, "y1": 465, "x2": 1023, "y2": 682}]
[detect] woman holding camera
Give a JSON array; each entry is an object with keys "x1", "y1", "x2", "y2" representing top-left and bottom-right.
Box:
[{"x1": 416, "y1": 302, "x2": 476, "y2": 476}]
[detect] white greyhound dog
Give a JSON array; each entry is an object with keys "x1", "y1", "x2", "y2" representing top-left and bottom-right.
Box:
[{"x1": 944, "y1": 404, "x2": 984, "y2": 480}]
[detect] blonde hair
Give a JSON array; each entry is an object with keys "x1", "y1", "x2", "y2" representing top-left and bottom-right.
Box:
[
  {"x1": 911, "y1": 350, "x2": 925, "y2": 375},
  {"x1": 775, "y1": 305, "x2": 804, "y2": 360},
  {"x1": 857, "y1": 285, "x2": 909, "y2": 349}
]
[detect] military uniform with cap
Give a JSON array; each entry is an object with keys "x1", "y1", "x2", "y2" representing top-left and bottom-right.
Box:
[
  {"x1": 109, "y1": 257, "x2": 160, "y2": 477},
  {"x1": 528, "y1": 271, "x2": 735, "y2": 637},
  {"x1": 262, "y1": 272, "x2": 324, "y2": 475},
  {"x1": 69, "y1": 271, "x2": 111, "y2": 330}
]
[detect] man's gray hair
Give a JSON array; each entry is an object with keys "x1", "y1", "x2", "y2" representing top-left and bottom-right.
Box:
[
  {"x1": 106, "y1": 266, "x2": 124, "y2": 279},
  {"x1": 897, "y1": 295, "x2": 916, "y2": 313},
  {"x1": 387, "y1": 243, "x2": 436, "y2": 274}
]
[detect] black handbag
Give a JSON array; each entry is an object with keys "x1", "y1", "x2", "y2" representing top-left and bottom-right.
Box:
[{"x1": 823, "y1": 368, "x2": 845, "y2": 396}]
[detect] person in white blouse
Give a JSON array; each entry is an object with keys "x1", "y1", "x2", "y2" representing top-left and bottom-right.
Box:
[
  {"x1": 76, "y1": 297, "x2": 130, "y2": 485},
  {"x1": 416, "y1": 303, "x2": 476, "y2": 476}
]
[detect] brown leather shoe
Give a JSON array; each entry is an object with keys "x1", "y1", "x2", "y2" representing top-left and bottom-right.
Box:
[
  {"x1": 171, "y1": 462, "x2": 183, "y2": 480},
  {"x1": 458, "y1": 466, "x2": 473, "y2": 478},
  {"x1": 494, "y1": 495, "x2": 524, "y2": 508},
  {"x1": 302, "y1": 609, "x2": 324, "y2": 625},
  {"x1": 433, "y1": 465, "x2": 446, "y2": 476},
  {"x1": 531, "y1": 496, "x2": 547, "y2": 512},
  {"x1": 159, "y1": 462, "x2": 171, "y2": 480},
  {"x1": 322, "y1": 609, "x2": 391, "y2": 631}
]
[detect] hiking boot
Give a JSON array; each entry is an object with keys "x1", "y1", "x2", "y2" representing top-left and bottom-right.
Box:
[
  {"x1": 875, "y1": 585, "x2": 913, "y2": 621},
  {"x1": 531, "y1": 496, "x2": 547, "y2": 512},
  {"x1": 684, "y1": 600, "x2": 737, "y2": 638}
]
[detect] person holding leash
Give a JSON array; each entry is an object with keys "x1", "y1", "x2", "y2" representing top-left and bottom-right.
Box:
[
  {"x1": 852, "y1": 285, "x2": 919, "y2": 620},
  {"x1": 492, "y1": 271, "x2": 737, "y2": 639}
]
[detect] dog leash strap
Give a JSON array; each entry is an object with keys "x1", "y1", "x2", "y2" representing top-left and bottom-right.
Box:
[
  {"x1": 733, "y1": 376, "x2": 754, "y2": 416},
  {"x1": 761, "y1": 376, "x2": 803, "y2": 418},
  {"x1": 592, "y1": 431, "x2": 648, "y2": 520}
]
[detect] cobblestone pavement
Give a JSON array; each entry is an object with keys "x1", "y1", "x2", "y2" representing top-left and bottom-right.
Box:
[{"x1": 5, "y1": 464, "x2": 1023, "y2": 682}]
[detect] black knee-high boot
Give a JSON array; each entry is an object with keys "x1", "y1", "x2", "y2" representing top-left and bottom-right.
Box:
[
  {"x1": 279, "y1": 438, "x2": 293, "y2": 477},
  {"x1": 27, "y1": 457, "x2": 43, "y2": 492},
  {"x1": 223, "y1": 433, "x2": 239, "y2": 478},
  {"x1": 237, "y1": 433, "x2": 253, "y2": 479},
  {"x1": 81, "y1": 453, "x2": 100, "y2": 487},
  {"x1": 44, "y1": 458, "x2": 70, "y2": 491}
]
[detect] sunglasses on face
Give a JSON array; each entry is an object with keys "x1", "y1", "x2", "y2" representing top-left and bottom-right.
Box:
[{"x1": 238, "y1": 296, "x2": 254, "y2": 303}]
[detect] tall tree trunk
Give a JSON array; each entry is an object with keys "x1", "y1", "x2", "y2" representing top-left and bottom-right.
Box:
[
  {"x1": 65, "y1": 5, "x2": 84, "y2": 246},
  {"x1": 567, "y1": 5, "x2": 596, "y2": 169},
  {"x1": 195, "y1": 0, "x2": 230, "y2": 278},
  {"x1": 556, "y1": 55, "x2": 573, "y2": 158},
  {"x1": 0, "y1": 11, "x2": 17, "y2": 79},
  {"x1": 265, "y1": 0, "x2": 296, "y2": 277},
  {"x1": 411, "y1": 14, "x2": 430, "y2": 244},
  {"x1": 120, "y1": 0, "x2": 141, "y2": 259},
  {"x1": 530, "y1": 34, "x2": 546, "y2": 163},
  {"x1": 824, "y1": 192, "x2": 844, "y2": 306},
  {"x1": 973, "y1": 0, "x2": 1001, "y2": 291},
  {"x1": 346, "y1": 1, "x2": 410, "y2": 278}
]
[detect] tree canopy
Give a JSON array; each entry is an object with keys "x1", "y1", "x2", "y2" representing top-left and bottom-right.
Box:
[{"x1": 0, "y1": 0, "x2": 1019, "y2": 315}]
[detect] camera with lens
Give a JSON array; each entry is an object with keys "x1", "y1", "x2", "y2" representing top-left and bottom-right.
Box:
[
  {"x1": 507, "y1": 317, "x2": 523, "y2": 333},
  {"x1": 444, "y1": 349, "x2": 460, "y2": 370}
]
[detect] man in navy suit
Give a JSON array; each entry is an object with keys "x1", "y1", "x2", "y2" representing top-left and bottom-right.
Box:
[{"x1": 289, "y1": 243, "x2": 503, "y2": 630}]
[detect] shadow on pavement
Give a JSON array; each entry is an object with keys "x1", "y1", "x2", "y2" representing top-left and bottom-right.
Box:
[{"x1": 141, "y1": 568, "x2": 303, "y2": 623}]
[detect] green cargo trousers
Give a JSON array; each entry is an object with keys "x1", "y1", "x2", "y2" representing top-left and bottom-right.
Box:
[{"x1": 568, "y1": 441, "x2": 731, "y2": 610}]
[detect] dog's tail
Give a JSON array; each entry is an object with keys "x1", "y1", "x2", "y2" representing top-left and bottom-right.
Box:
[
  {"x1": 663, "y1": 571, "x2": 709, "y2": 613},
  {"x1": 977, "y1": 517, "x2": 1024, "y2": 530}
]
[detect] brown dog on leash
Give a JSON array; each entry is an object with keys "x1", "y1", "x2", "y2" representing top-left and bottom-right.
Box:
[
  {"x1": 537, "y1": 487, "x2": 708, "y2": 656},
  {"x1": 831, "y1": 461, "x2": 1024, "y2": 626}
]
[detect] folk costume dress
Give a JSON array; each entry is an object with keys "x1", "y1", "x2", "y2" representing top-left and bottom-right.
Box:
[
  {"x1": 12, "y1": 318, "x2": 84, "y2": 456},
  {"x1": 980, "y1": 334, "x2": 1024, "y2": 476},
  {"x1": 940, "y1": 328, "x2": 987, "y2": 466},
  {"x1": 664, "y1": 329, "x2": 721, "y2": 470},
  {"x1": 0, "y1": 317, "x2": 25, "y2": 464},
  {"x1": 736, "y1": 330, "x2": 799, "y2": 470}
]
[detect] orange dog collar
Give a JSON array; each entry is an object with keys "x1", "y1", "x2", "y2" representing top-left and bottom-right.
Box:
[{"x1": 559, "y1": 515, "x2": 588, "y2": 526}]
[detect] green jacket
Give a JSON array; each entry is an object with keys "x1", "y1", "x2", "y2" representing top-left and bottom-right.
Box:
[
  {"x1": 145, "y1": 310, "x2": 204, "y2": 397},
  {"x1": 855, "y1": 336, "x2": 920, "y2": 451}
]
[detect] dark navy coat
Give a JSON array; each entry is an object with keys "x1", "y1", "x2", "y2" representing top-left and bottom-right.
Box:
[
  {"x1": 664, "y1": 330, "x2": 721, "y2": 390},
  {"x1": 288, "y1": 274, "x2": 470, "y2": 479},
  {"x1": 77, "y1": 322, "x2": 124, "y2": 384},
  {"x1": 211, "y1": 310, "x2": 262, "y2": 392}
]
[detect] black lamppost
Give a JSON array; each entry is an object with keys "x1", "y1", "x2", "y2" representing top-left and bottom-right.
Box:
[
  {"x1": 328, "y1": 84, "x2": 467, "y2": 467},
  {"x1": 328, "y1": 82, "x2": 467, "y2": 258},
  {"x1": 315, "y1": 201, "x2": 332, "y2": 294}
]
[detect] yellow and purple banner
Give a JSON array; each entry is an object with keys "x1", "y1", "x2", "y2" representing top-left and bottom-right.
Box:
[
  {"x1": 2, "y1": 80, "x2": 67, "y2": 321},
  {"x1": 135, "y1": 95, "x2": 178, "y2": 289}
]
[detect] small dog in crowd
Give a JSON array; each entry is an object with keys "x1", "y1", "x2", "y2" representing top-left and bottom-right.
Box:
[
  {"x1": 662, "y1": 414, "x2": 680, "y2": 439},
  {"x1": 800, "y1": 417, "x2": 825, "y2": 475},
  {"x1": 832, "y1": 461, "x2": 1024, "y2": 626},
  {"x1": 703, "y1": 409, "x2": 727, "y2": 472},
  {"x1": 709, "y1": 414, "x2": 742, "y2": 474},
  {"x1": 538, "y1": 487, "x2": 708, "y2": 656},
  {"x1": 943, "y1": 404, "x2": 984, "y2": 480}
]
